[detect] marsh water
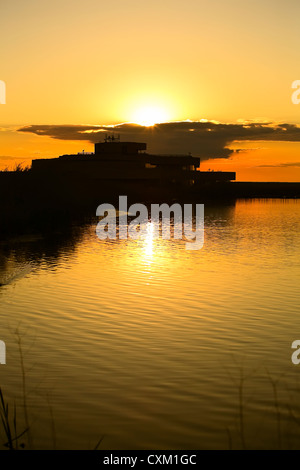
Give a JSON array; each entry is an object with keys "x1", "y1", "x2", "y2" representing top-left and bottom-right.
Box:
[{"x1": 0, "y1": 199, "x2": 300, "y2": 449}]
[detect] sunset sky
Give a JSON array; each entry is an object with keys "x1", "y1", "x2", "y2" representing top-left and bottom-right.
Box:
[{"x1": 1, "y1": 0, "x2": 300, "y2": 180}]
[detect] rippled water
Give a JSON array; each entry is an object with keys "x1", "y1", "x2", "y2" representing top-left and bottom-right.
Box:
[{"x1": 0, "y1": 199, "x2": 300, "y2": 449}]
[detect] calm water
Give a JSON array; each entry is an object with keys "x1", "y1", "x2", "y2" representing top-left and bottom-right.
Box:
[{"x1": 1, "y1": 199, "x2": 300, "y2": 449}]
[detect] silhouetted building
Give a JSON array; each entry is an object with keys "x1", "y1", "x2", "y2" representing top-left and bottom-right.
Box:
[{"x1": 31, "y1": 137, "x2": 236, "y2": 191}]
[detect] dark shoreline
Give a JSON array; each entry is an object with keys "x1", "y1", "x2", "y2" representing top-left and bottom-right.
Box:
[
  {"x1": 0, "y1": 172, "x2": 300, "y2": 239},
  {"x1": 226, "y1": 181, "x2": 300, "y2": 199}
]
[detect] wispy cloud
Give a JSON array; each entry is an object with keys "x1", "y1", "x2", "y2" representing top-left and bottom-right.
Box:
[
  {"x1": 258, "y1": 162, "x2": 300, "y2": 168},
  {"x1": 0, "y1": 155, "x2": 24, "y2": 161}
]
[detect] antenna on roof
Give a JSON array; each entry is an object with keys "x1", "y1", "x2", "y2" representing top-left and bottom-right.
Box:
[{"x1": 104, "y1": 133, "x2": 120, "y2": 143}]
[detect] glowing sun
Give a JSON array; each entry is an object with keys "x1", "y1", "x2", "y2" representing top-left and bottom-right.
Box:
[{"x1": 132, "y1": 106, "x2": 169, "y2": 126}]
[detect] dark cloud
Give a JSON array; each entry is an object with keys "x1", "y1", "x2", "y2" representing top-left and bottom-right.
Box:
[
  {"x1": 0, "y1": 155, "x2": 32, "y2": 161},
  {"x1": 18, "y1": 121, "x2": 300, "y2": 161},
  {"x1": 258, "y1": 162, "x2": 300, "y2": 168}
]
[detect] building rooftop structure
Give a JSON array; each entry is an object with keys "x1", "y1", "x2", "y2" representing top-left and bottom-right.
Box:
[{"x1": 31, "y1": 137, "x2": 236, "y2": 201}]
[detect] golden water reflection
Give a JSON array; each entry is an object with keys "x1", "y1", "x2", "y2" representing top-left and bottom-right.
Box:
[{"x1": 0, "y1": 200, "x2": 300, "y2": 449}]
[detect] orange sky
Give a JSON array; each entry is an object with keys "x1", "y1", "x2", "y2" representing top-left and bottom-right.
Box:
[{"x1": 1, "y1": 0, "x2": 300, "y2": 181}]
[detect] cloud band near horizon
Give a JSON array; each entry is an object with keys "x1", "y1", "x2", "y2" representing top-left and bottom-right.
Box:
[{"x1": 17, "y1": 121, "x2": 300, "y2": 161}]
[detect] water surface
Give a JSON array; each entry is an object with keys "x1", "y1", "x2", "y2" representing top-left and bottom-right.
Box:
[{"x1": 0, "y1": 199, "x2": 300, "y2": 449}]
